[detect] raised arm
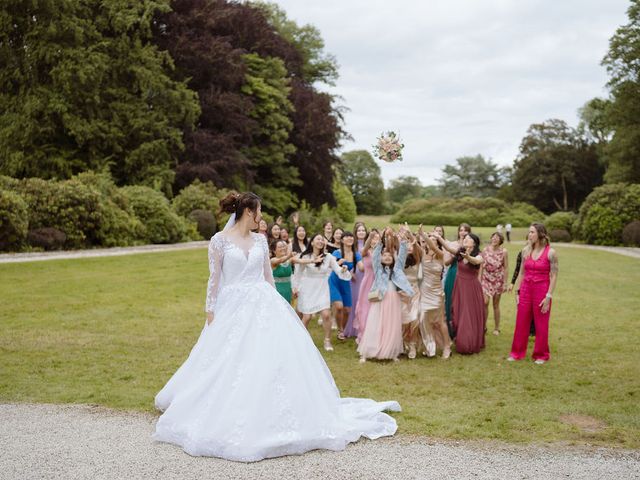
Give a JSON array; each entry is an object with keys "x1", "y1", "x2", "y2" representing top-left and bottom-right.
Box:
[
  {"x1": 292, "y1": 258, "x2": 306, "y2": 292},
  {"x1": 422, "y1": 233, "x2": 444, "y2": 258},
  {"x1": 395, "y1": 239, "x2": 408, "y2": 269},
  {"x1": 371, "y1": 240, "x2": 383, "y2": 276},
  {"x1": 205, "y1": 234, "x2": 224, "y2": 324},
  {"x1": 328, "y1": 254, "x2": 352, "y2": 281}
]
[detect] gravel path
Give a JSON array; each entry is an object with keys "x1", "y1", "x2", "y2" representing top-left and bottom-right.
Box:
[{"x1": 1, "y1": 404, "x2": 638, "y2": 480}]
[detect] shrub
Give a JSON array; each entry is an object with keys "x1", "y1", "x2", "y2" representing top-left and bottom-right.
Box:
[
  {"x1": 17, "y1": 178, "x2": 102, "y2": 249},
  {"x1": 622, "y1": 220, "x2": 640, "y2": 246},
  {"x1": 74, "y1": 172, "x2": 146, "y2": 247},
  {"x1": 0, "y1": 189, "x2": 28, "y2": 251},
  {"x1": 172, "y1": 181, "x2": 219, "y2": 218},
  {"x1": 189, "y1": 210, "x2": 217, "y2": 240},
  {"x1": 0, "y1": 175, "x2": 19, "y2": 191},
  {"x1": 121, "y1": 186, "x2": 189, "y2": 244},
  {"x1": 545, "y1": 211, "x2": 578, "y2": 235},
  {"x1": 390, "y1": 197, "x2": 544, "y2": 227},
  {"x1": 549, "y1": 229, "x2": 571, "y2": 243},
  {"x1": 575, "y1": 184, "x2": 640, "y2": 245},
  {"x1": 27, "y1": 227, "x2": 67, "y2": 251}
]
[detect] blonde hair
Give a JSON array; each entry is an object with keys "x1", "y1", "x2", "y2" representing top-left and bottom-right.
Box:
[{"x1": 522, "y1": 223, "x2": 550, "y2": 259}]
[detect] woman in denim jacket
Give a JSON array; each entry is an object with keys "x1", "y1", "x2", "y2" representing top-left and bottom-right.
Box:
[{"x1": 357, "y1": 227, "x2": 416, "y2": 362}]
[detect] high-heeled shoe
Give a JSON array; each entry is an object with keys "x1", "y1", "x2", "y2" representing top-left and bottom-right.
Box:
[
  {"x1": 408, "y1": 343, "x2": 416, "y2": 359},
  {"x1": 323, "y1": 339, "x2": 334, "y2": 351},
  {"x1": 442, "y1": 345, "x2": 452, "y2": 359}
]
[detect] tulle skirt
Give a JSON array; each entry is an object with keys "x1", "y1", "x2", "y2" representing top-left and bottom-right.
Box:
[{"x1": 154, "y1": 280, "x2": 400, "y2": 461}]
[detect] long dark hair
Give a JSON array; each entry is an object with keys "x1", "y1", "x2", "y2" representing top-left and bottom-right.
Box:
[
  {"x1": 331, "y1": 227, "x2": 344, "y2": 245},
  {"x1": 267, "y1": 222, "x2": 280, "y2": 241},
  {"x1": 219, "y1": 191, "x2": 261, "y2": 223},
  {"x1": 340, "y1": 231, "x2": 356, "y2": 271},
  {"x1": 301, "y1": 233, "x2": 325, "y2": 268},
  {"x1": 292, "y1": 225, "x2": 308, "y2": 254},
  {"x1": 458, "y1": 233, "x2": 481, "y2": 268}
]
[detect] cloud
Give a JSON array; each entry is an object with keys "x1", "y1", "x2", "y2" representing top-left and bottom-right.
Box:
[{"x1": 272, "y1": 0, "x2": 629, "y2": 185}]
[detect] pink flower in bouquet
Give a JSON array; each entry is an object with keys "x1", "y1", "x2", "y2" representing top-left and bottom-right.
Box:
[{"x1": 373, "y1": 131, "x2": 404, "y2": 162}]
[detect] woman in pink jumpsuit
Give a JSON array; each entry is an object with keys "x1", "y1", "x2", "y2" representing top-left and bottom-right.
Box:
[{"x1": 508, "y1": 223, "x2": 559, "y2": 364}]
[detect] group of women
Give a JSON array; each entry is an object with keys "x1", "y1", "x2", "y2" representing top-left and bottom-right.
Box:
[{"x1": 262, "y1": 217, "x2": 558, "y2": 364}]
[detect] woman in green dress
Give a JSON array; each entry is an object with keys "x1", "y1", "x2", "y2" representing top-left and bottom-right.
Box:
[
  {"x1": 271, "y1": 239, "x2": 295, "y2": 304},
  {"x1": 435, "y1": 223, "x2": 471, "y2": 339}
]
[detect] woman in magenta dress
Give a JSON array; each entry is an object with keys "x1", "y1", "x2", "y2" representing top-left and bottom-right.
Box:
[
  {"x1": 508, "y1": 223, "x2": 558, "y2": 364},
  {"x1": 441, "y1": 232, "x2": 486, "y2": 354},
  {"x1": 355, "y1": 229, "x2": 380, "y2": 343},
  {"x1": 344, "y1": 222, "x2": 367, "y2": 337}
]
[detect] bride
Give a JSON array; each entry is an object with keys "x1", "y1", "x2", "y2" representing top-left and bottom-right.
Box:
[{"x1": 154, "y1": 191, "x2": 400, "y2": 462}]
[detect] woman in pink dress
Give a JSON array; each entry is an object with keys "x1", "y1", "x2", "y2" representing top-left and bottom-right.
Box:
[
  {"x1": 439, "y1": 232, "x2": 486, "y2": 354},
  {"x1": 355, "y1": 229, "x2": 380, "y2": 343},
  {"x1": 358, "y1": 228, "x2": 414, "y2": 362},
  {"x1": 481, "y1": 232, "x2": 508, "y2": 335}
]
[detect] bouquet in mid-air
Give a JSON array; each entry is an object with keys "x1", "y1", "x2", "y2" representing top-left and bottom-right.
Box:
[{"x1": 373, "y1": 131, "x2": 404, "y2": 163}]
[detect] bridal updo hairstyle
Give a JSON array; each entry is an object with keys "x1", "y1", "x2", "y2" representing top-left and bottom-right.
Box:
[{"x1": 219, "y1": 191, "x2": 261, "y2": 223}]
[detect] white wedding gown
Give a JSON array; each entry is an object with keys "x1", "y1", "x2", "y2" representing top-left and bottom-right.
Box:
[{"x1": 154, "y1": 231, "x2": 400, "y2": 462}]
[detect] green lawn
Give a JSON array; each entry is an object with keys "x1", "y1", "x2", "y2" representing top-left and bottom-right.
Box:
[
  {"x1": 1, "y1": 243, "x2": 639, "y2": 448},
  {"x1": 355, "y1": 214, "x2": 530, "y2": 242}
]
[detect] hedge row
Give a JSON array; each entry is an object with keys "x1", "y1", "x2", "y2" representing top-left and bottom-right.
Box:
[
  {"x1": 390, "y1": 196, "x2": 545, "y2": 228},
  {"x1": 0, "y1": 174, "x2": 227, "y2": 252}
]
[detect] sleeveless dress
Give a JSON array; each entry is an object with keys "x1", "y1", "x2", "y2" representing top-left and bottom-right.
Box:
[
  {"x1": 451, "y1": 258, "x2": 486, "y2": 354},
  {"x1": 419, "y1": 256, "x2": 449, "y2": 352},
  {"x1": 273, "y1": 261, "x2": 293, "y2": 303},
  {"x1": 154, "y1": 232, "x2": 400, "y2": 461}
]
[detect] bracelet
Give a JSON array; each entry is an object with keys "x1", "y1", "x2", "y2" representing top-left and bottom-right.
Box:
[{"x1": 545, "y1": 293, "x2": 552, "y2": 299}]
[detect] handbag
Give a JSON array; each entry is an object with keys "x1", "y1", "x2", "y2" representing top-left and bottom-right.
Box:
[{"x1": 368, "y1": 288, "x2": 382, "y2": 302}]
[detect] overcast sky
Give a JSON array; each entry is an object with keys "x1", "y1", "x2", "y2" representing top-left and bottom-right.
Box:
[{"x1": 271, "y1": 0, "x2": 630, "y2": 186}]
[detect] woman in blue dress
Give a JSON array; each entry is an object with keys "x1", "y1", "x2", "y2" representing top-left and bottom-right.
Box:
[{"x1": 330, "y1": 231, "x2": 364, "y2": 340}]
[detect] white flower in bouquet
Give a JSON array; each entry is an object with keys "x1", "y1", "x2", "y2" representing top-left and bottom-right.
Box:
[{"x1": 373, "y1": 131, "x2": 404, "y2": 162}]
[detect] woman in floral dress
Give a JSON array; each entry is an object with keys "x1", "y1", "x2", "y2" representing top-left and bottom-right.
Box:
[{"x1": 481, "y1": 232, "x2": 508, "y2": 335}]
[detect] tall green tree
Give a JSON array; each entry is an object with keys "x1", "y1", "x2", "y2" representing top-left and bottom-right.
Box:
[
  {"x1": 511, "y1": 119, "x2": 604, "y2": 214},
  {"x1": 153, "y1": 0, "x2": 344, "y2": 208},
  {"x1": 0, "y1": 0, "x2": 199, "y2": 195},
  {"x1": 387, "y1": 176, "x2": 424, "y2": 204},
  {"x1": 254, "y1": 1, "x2": 339, "y2": 86},
  {"x1": 241, "y1": 53, "x2": 299, "y2": 213},
  {"x1": 338, "y1": 150, "x2": 386, "y2": 215},
  {"x1": 601, "y1": 0, "x2": 640, "y2": 184},
  {"x1": 438, "y1": 154, "x2": 508, "y2": 198}
]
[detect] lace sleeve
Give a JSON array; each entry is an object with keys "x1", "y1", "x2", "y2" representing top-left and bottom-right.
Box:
[
  {"x1": 205, "y1": 234, "x2": 224, "y2": 313},
  {"x1": 292, "y1": 258, "x2": 305, "y2": 290},
  {"x1": 259, "y1": 234, "x2": 276, "y2": 288},
  {"x1": 328, "y1": 254, "x2": 352, "y2": 281}
]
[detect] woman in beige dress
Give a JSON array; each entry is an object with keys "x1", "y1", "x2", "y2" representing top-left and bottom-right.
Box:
[
  {"x1": 417, "y1": 227, "x2": 452, "y2": 359},
  {"x1": 401, "y1": 232, "x2": 423, "y2": 359}
]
